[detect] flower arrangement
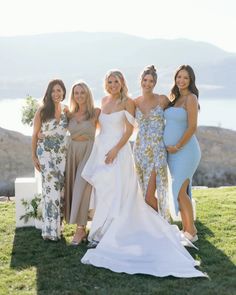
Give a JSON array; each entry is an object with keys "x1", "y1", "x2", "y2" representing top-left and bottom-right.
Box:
[
  {"x1": 20, "y1": 193, "x2": 42, "y2": 223},
  {"x1": 21, "y1": 95, "x2": 39, "y2": 127}
]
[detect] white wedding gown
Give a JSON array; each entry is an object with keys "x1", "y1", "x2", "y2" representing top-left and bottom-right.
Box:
[{"x1": 81, "y1": 110, "x2": 206, "y2": 278}]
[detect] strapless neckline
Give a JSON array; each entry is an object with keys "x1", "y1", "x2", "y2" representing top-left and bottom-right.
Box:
[
  {"x1": 101, "y1": 110, "x2": 125, "y2": 116},
  {"x1": 166, "y1": 107, "x2": 187, "y2": 112}
]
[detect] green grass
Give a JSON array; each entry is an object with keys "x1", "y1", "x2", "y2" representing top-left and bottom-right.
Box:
[{"x1": 0, "y1": 187, "x2": 236, "y2": 295}]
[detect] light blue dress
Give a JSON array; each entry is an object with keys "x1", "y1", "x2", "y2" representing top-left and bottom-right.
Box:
[{"x1": 163, "y1": 107, "x2": 201, "y2": 215}]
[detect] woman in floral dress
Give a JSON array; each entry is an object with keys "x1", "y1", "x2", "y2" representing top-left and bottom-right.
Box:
[
  {"x1": 134, "y1": 65, "x2": 170, "y2": 220},
  {"x1": 32, "y1": 79, "x2": 68, "y2": 241}
]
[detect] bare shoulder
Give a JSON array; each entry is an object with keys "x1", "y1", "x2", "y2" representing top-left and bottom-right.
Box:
[
  {"x1": 124, "y1": 98, "x2": 135, "y2": 115},
  {"x1": 134, "y1": 96, "x2": 142, "y2": 107},
  {"x1": 101, "y1": 96, "x2": 109, "y2": 106},
  {"x1": 186, "y1": 93, "x2": 198, "y2": 107},
  {"x1": 33, "y1": 107, "x2": 42, "y2": 130},
  {"x1": 159, "y1": 94, "x2": 170, "y2": 104},
  {"x1": 35, "y1": 106, "x2": 43, "y2": 118},
  {"x1": 159, "y1": 94, "x2": 168, "y2": 101},
  {"x1": 125, "y1": 98, "x2": 135, "y2": 108}
]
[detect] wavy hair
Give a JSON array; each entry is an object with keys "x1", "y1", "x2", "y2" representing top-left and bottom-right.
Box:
[
  {"x1": 104, "y1": 70, "x2": 129, "y2": 104},
  {"x1": 69, "y1": 81, "x2": 95, "y2": 120},
  {"x1": 169, "y1": 65, "x2": 200, "y2": 108},
  {"x1": 40, "y1": 79, "x2": 66, "y2": 122}
]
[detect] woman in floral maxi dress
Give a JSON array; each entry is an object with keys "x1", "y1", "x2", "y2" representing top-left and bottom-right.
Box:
[
  {"x1": 134, "y1": 65, "x2": 170, "y2": 220},
  {"x1": 32, "y1": 79, "x2": 68, "y2": 241}
]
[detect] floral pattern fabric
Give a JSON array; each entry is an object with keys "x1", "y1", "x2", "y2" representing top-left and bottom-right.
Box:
[
  {"x1": 37, "y1": 105, "x2": 68, "y2": 240},
  {"x1": 134, "y1": 105, "x2": 170, "y2": 220}
]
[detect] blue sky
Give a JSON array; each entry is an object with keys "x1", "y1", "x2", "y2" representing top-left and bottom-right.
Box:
[{"x1": 1, "y1": 0, "x2": 236, "y2": 52}]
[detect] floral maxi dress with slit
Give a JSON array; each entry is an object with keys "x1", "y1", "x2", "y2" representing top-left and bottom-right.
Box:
[
  {"x1": 37, "y1": 105, "x2": 68, "y2": 240},
  {"x1": 134, "y1": 105, "x2": 170, "y2": 220}
]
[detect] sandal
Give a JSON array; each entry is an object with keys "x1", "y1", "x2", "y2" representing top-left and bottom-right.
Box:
[
  {"x1": 184, "y1": 231, "x2": 198, "y2": 243},
  {"x1": 70, "y1": 226, "x2": 87, "y2": 246}
]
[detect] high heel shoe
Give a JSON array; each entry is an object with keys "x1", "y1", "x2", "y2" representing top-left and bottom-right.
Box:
[
  {"x1": 184, "y1": 231, "x2": 198, "y2": 243},
  {"x1": 87, "y1": 240, "x2": 99, "y2": 249},
  {"x1": 70, "y1": 226, "x2": 87, "y2": 246}
]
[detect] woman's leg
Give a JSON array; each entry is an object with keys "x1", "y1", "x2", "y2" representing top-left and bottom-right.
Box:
[
  {"x1": 178, "y1": 179, "x2": 197, "y2": 236},
  {"x1": 145, "y1": 170, "x2": 158, "y2": 211}
]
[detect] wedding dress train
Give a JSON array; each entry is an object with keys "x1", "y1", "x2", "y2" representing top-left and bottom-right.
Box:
[{"x1": 81, "y1": 110, "x2": 206, "y2": 278}]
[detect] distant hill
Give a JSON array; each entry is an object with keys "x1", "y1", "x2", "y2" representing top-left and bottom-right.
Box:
[
  {"x1": 0, "y1": 127, "x2": 33, "y2": 195},
  {"x1": 195, "y1": 126, "x2": 236, "y2": 186},
  {"x1": 0, "y1": 32, "x2": 236, "y2": 99},
  {"x1": 0, "y1": 125, "x2": 236, "y2": 195}
]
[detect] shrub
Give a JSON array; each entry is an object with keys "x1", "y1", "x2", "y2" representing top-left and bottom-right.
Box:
[
  {"x1": 20, "y1": 193, "x2": 42, "y2": 223},
  {"x1": 21, "y1": 95, "x2": 39, "y2": 127}
]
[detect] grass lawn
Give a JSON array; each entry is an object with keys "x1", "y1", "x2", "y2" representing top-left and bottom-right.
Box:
[{"x1": 0, "y1": 187, "x2": 235, "y2": 295}]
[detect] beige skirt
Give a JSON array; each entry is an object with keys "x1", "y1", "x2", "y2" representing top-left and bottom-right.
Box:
[{"x1": 64, "y1": 139, "x2": 94, "y2": 225}]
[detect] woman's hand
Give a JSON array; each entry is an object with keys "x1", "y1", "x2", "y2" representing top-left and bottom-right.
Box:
[
  {"x1": 64, "y1": 106, "x2": 73, "y2": 119},
  {"x1": 166, "y1": 145, "x2": 179, "y2": 154},
  {"x1": 37, "y1": 131, "x2": 44, "y2": 140},
  {"x1": 105, "y1": 147, "x2": 119, "y2": 164},
  {"x1": 32, "y1": 156, "x2": 41, "y2": 171}
]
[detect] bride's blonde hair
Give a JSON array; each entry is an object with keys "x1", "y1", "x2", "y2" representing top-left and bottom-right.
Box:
[{"x1": 104, "y1": 70, "x2": 129, "y2": 104}]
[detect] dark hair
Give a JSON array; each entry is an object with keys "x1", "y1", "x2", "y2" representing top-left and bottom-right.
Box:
[
  {"x1": 140, "y1": 65, "x2": 158, "y2": 85},
  {"x1": 169, "y1": 65, "x2": 199, "y2": 108},
  {"x1": 40, "y1": 79, "x2": 66, "y2": 122}
]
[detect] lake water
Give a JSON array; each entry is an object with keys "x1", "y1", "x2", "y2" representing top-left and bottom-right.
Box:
[{"x1": 0, "y1": 98, "x2": 235, "y2": 136}]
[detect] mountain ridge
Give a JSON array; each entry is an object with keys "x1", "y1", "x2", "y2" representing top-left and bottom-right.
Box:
[{"x1": 1, "y1": 31, "x2": 235, "y2": 99}]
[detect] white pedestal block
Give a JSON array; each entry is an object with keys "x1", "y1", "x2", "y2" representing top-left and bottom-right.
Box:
[
  {"x1": 15, "y1": 177, "x2": 38, "y2": 227},
  {"x1": 34, "y1": 168, "x2": 42, "y2": 194}
]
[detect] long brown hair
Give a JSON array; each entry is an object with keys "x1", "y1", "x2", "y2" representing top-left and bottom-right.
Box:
[
  {"x1": 169, "y1": 65, "x2": 199, "y2": 108},
  {"x1": 68, "y1": 81, "x2": 95, "y2": 120},
  {"x1": 40, "y1": 79, "x2": 66, "y2": 122}
]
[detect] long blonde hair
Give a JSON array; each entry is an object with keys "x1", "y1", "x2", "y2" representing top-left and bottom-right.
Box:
[
  {"x1": 69, "y1": 81, "x2": 95, "y2": 119},
  {"x1": 104, "y1": 70, "x2": 129, "y2": 104}
]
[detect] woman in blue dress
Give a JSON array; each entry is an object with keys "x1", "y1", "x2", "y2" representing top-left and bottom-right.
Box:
[{"x1": 164, "y1": 65, "x2": 201, "y2": 243}]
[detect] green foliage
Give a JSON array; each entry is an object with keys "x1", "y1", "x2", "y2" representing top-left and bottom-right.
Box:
[
  {"x1": 20, "y1": 194, "x2": 42, "y2": 222},
  {"x1": 21, "y1": 95, "x2": 39, "y2": 127}
]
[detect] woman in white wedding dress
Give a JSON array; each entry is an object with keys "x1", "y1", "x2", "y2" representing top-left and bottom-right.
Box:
[{"x1": 81, "y1": 70, "x2": 206, "y2": 278}]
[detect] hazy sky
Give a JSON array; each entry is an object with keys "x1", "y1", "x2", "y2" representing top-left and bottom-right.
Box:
[{"x1": 1, "y1": 0, "x2": 236, "y2": 52}]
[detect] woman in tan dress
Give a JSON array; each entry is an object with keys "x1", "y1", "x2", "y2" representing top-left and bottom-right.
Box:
[{"x1": 64, "y1": 81, "x2": 100, "y2": 245}]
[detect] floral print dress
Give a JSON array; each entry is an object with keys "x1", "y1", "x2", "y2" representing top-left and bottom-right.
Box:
[
  {"x1": 37, "y1": 104, "x2": 68, "y2": 240},
  {"x1": 134, "y1": 105, "x2": 170, "y2": 220}
]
